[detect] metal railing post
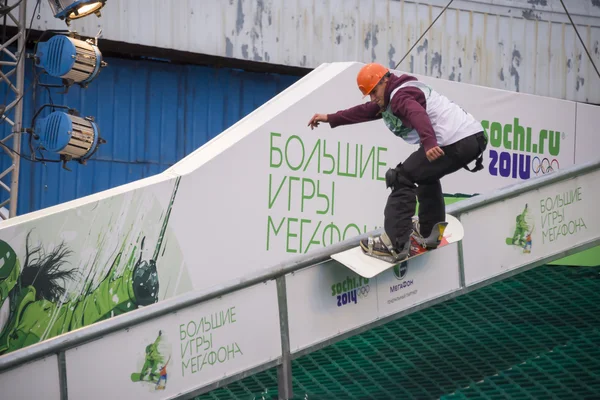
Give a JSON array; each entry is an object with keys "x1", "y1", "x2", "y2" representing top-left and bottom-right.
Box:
[
  {"x1": 58, "y1": 351, "x2": 68, "y2": 400},
  {"x1": 456, "y1": 217, "x2": 467, "y2": 288},
  {"x1": 276, "y1": 276, "x2": 293, "y2": 400}
]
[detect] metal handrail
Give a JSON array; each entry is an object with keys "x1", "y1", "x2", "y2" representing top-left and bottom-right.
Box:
[
  {"x1": 0, "y1": 157, "x2": 598, "y2": 373},
  {"x1": 447, "y1": 157, "x2": 600, "y2": 216}
]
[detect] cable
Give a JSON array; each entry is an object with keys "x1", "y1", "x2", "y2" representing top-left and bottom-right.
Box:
[
  {"x1": 0, "y1": 75, "x2": 35, "y2": 122},
  {"x1": 558, "y1": 0, "x2": 600, "y2": 80},
  {"x1": 30, "y1": 104, "x2": 71, "y2": 126},
  {"x1": 0, "y1": 139, "x2": 60, "y2": 163},
  {"x1": 394, "y1": 0, "x2": 455, "y2": 70},
  {"x1": 0, "y1": 0, "x2": 24, "y2": 16}
]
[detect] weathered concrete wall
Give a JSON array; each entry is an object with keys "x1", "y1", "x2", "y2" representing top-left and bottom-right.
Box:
[{"x1": 23, "y1": 0, "x2": 600, "y2": 103}]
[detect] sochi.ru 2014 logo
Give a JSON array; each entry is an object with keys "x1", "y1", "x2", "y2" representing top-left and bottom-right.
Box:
[
  {"x1": 330, "y1": 275, "x2": 370, "y2": 307},
  {"x1": 505, "y1": 204, "x2": 534, "y2": 254},
  {"x1": 483, "y1": 118, "x2": 562, "y2": 180},
  {"x1": 131, "y1": 330, "x2": 172, "y2": 391}
]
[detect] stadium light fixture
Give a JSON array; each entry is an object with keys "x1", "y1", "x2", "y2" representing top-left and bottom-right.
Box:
[
  {"x1": 32, "y1": 106, "x2": 106, "y2": 170},
  {"x1": 48, "y1": 0, "x2": 107, "y2": 25},
  {"x1": 34, "y1": 32, "x2": 107, "y2": 89}
]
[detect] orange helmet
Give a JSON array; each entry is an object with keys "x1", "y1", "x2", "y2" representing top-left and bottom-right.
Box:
[{"x1": 357, "y1": 63, "x2": 389, "y2": 96}]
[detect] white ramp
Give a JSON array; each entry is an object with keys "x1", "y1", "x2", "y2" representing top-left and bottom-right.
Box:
[
  {"x1": 0, "y1": 60, "x2": 596, "y2": 365},
  {"x1": 0, "y1": 159, "x2": 598, "y2": 400}
]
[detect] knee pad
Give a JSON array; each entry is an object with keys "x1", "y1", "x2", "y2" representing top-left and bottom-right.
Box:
[
  {"x1": 385, "y1": 168, "x2": 397, "y2": 189},
  {"x1": 385, "y1": 167, "x2": 412, "y2": 190}
]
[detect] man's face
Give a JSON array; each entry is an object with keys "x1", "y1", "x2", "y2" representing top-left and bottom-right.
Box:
[{"x1": 369, "y1": 78, "x2": 387, "y2": 108}]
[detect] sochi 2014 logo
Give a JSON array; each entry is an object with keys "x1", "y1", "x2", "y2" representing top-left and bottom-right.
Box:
[
  {"x1": 330, "y1": 275, "x2": 370, "y2": 307},
  {"x1": 484, "y1": 118, "x2": 563, "y2": 180}
]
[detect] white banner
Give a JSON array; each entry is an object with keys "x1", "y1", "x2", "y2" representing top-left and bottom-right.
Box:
[
  {"x1": 415, "y1": 74, "x2": 577, "y2": 194},
  {"x1": 0, "y1": 355, "x2": 61, "y2": 400},
  {"x1": 169, "y1": 62, "x2": 579, "y2": 293},
  {"x1": 575, "y1": 103, "x2": 600, "y2": 165},
  {"x1": 64, "y1": 281, "x2": 281, "y2": 400},
  {"x1": 376, "y1": 244, "x2": 460, "y2": 318},
  {"x1": 462, "y1": 169, "x2": 600, "y2": 286},
  {"x1": 0, "y1": 176, "x2": 192, "y2": 358},
  {"x1": 170, "y1": 63, "x2": 398, "y2": 292},
  {"x1": 286, "y1": 260, "x2": 378, "y2": 354},
  {"x1": 286, "y1": 243, "x2": 460, "y2": 353}
]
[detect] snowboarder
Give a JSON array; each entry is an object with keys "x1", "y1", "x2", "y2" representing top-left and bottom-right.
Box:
[
  {"x1": 155, "y1": 355, "x2": 171, "y2": 390},
  {"x1": 511, "y1": 204, "x2": 531, "y2": 247},
  {"x1": 139, "y1": 331, "x2": 164, "y2": 383},
  {"x1": 308, "y1": 63, "x2": 487, "y2": 262},
  {"x1": 507, "y1": 204, "x2": 534, "y2": 253}
]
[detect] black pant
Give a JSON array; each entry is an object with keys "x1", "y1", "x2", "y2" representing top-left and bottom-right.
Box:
[{"x1": 384, "y1": 131, "x2": 487, "y2": 249}]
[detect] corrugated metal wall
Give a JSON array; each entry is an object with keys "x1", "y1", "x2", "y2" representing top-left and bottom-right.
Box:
[
  {"x1": 0, "y1": 56, "x2": 299, "y2": 215},
  {"x1": 22, "y1": 0, "x2": 600, "y2": 103}
]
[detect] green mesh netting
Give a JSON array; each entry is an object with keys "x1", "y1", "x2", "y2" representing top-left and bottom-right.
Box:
[{"x1": 195, "y1": 265, "x2": 600, "y2": 399}]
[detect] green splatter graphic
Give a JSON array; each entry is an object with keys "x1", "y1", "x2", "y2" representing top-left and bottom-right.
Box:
[{"x1": 0, "y1": 177, "x2": 181, "y2": 355}]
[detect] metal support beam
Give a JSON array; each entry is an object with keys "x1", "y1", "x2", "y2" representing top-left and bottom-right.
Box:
[
  {"x1": 58, "y1": 351, "x2": 69, "y2": 400},
  {"x1": 0, "y1": 0, "x2": 27, "y2": 219},
  {"x1": 276, "y1": 276, "x2": 294, "y2": 400}
]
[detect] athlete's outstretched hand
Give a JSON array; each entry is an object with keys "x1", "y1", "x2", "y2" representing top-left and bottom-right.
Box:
[
  {"x1": 308, "y1": 113, "x2": 328, "y2": 130},
  {"x1": 426, "y1": 146, "x2": 445, "y2": 161}
]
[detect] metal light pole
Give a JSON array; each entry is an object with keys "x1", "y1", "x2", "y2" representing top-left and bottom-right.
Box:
[{"x1": 0, "y1": 0, "x2": 27, "y2": 219}]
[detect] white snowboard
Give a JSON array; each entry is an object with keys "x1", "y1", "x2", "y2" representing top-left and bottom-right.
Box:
[{"x1": 330, "y1": 214, "x2": 464, "y2": 278}]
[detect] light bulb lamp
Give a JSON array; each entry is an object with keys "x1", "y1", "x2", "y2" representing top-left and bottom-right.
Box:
[{"x1": 48, "y1": 0, "x2": 107, "y2": 25}]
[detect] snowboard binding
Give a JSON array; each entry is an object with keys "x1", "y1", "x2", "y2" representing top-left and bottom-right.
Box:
[
  {"x1": 359, "y1": 219, "x2": 449, "y2": 264},
  {"x1": 411, "y1": 220, "x2": 448, "y2": 250},
  {"x1": 360, "y1": 231, "x2": 410, "y2": 263}
]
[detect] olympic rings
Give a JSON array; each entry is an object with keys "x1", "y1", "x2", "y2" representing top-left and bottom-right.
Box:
[
  {"x1": 357, "y1": 285, "x2": 370, "y2": 298},
  {"x1": 531, "y1": 157, "x2": 559, "y2": 175}
]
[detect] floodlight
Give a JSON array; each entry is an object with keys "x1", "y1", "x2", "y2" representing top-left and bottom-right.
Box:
[
  {"x1": 34, "y1": 110, "x2": 105, "y2": 168},
  {"x1": 34, "y1": 33, "x2": 107, "y2": 88},
  {"x1": 48, "y1": 0, "x2": 107, "y2": 25}
]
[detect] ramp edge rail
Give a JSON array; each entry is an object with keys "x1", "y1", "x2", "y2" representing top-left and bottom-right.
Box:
[{"x1": 0, "y1": 158, "x2": 599, "y2": 391}]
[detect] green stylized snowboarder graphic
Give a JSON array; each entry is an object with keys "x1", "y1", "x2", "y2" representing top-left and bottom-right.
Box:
[
  {"x1": 131, "y1": 330, "x2": 171, "y2": 390},
  {"x1": 0, "y1": 177, "x2": 180, "y2": 356},
  {"x1": 506, "y1": 203, "x2": 534, "y2": 254}
]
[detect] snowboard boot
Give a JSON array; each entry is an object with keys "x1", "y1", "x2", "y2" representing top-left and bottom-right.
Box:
[
  {"x1": 411, "y1": 220, "x2": 448, "y2": 250},
  {"x1": 360, "y1": 232, "x2": 410, "y2": 263}
]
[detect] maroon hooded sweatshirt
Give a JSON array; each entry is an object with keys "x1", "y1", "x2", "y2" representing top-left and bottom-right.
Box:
[{"x1": 326, "y1": 73, "x2": 438, "y2": 152}]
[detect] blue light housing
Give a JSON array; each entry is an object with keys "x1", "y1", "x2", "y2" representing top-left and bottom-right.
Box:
[
  {"x1": 35, "y1": 111, "x2": 101, "y2": 161},
  {"x1": 35, "y1": 34, "x2": 106, "y2": 87},
  {"x1": 48, "y1": 0, "x2": 106, "y2": 24}
]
